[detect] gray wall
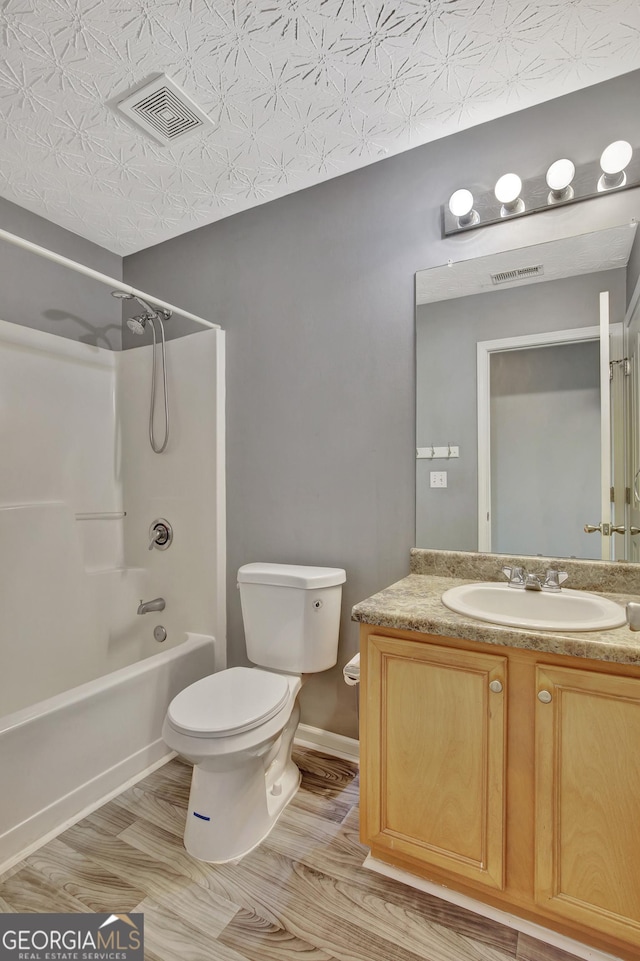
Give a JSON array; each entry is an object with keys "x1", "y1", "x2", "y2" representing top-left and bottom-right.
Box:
[
  {"x1": 491, "y1": 341, "x2": 600, "y2": 559},
  {"x1": 0, "y1": 197, "x2": 122, "y2": 349},
  {"x1": 416, "y1": 268, "x2": 626, "y2": 552},
  {"x1": 123, "y1": 70, "x2": 640, "y2": 740}
]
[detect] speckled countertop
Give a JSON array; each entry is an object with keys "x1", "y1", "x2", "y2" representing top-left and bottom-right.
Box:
[{"x1": 351, "y1": 550, "x2": 640, "y2": 665}]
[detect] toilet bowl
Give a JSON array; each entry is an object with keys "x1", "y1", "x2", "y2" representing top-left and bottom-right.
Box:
[
  {"x1": 163, "y1": 562, "x2": 345, "y2": 863},
  {"x1": 163, "y1": 666, "x2": 303, "y2": 863}
]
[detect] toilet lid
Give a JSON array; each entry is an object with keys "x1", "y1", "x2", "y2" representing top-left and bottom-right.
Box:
[{"x1": 167, "y1": 667, "x2": 291, "y2": 738}]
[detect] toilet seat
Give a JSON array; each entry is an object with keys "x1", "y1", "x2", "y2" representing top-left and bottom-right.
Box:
[{"x1": 166, "y1": 667, "x2": 291, "y2": 739}]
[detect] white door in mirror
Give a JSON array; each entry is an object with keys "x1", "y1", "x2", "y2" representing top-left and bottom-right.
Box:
[{"x1": 441, "y1": 583, "x2": 626, "y2": 632}]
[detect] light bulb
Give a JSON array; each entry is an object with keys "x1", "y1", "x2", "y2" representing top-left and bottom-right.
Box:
[
  {"x1": 600, "y1": 140, "x2": 632, "y2": 175},
  {"x1": 599, "y1": 140, "x2": 633, "y2": 190},
  {"x1": 448, "y1": 188, "x2": 479, "y2": 227},
  {"x1": 495, "y1": 173, "x2": 521, "y2": 204},
  {"x1": 546, "y1": 158, "x2": 575, "y2": 203},
  {"x1": 449, "y1": 189, "x2": 474, "y2": 217},
  {"x1": 546, "y1": 158, "x2": 575, "y2": 191},
  {"x1": 495, "y1": 173, "x2": 523, "y2": 215}
]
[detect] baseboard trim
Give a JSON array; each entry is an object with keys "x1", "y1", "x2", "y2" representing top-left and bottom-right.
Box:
[
  {"x1": 0, "y1": 746, "x2": 175, "y2": 877},
  {"x1": 1, "y1": 725, "x2": 358, "y2": 875},
  {"x1": 294, "y1": 724, "x2": 359, "y2": 762},
  {"x1": 364, "y1": 856, "x2": 622, "y2": 961}
]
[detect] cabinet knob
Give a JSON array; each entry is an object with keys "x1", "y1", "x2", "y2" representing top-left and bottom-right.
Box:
[
  {"x1": 489, "y1": 679, "x2": 503, "y2": 693},
  {"x1": 537, "y1": 690, "x2": 553, "y2": 703}
]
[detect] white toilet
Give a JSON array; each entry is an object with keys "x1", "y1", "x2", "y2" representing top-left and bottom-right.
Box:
[{"x1": 162, "y1": 562, "x2": 346, "y2": 863}]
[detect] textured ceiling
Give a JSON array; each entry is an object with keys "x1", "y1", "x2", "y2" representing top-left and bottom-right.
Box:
[{"x1": 1, "y1": 1, "x2": 640, "y2": 255}]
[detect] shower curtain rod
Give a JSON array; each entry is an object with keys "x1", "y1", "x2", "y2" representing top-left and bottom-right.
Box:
[{"x1": 0, "y1": 227, "x2": 220, "y2": 331}]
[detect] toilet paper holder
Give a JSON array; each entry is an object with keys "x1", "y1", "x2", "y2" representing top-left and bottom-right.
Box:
[{"x1": 343, "y1": 653, "x2": 360, "y2": 686}]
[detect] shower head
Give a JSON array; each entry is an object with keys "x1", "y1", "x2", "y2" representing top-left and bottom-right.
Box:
[
  {"x1": 111, "y1": 290, "x2": 172, "y2": 323},
  {"x1": 126, "y1": 315, "x2": 149, "y2": 336},
  {"x1": 112, "y1": 290, "x2": 154, "y2": 314}
]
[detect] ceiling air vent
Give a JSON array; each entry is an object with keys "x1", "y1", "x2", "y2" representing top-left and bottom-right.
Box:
[
  {"x1": 491, "y1": 264, "x2": 544, "y2": 285},
  {"x1": 116, "y1": 75, "x2": 214, "y2": 145}
]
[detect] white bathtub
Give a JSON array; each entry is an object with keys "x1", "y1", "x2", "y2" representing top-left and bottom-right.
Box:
[{"x1": 0, "y1": 631, "x2": 220, "y2": 871}]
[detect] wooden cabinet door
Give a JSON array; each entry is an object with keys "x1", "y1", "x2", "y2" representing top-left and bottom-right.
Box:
[
  {"x1": 535, "y1": 664, "x2": 640, "y2": 944},
  {"x1": 362, "y1": 634, "x2": 507, "y2": 890}
]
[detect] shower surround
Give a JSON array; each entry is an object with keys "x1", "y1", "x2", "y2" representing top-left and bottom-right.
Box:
[{"x1": 0, "y1": 315, "x2": 225, "y2": 867}]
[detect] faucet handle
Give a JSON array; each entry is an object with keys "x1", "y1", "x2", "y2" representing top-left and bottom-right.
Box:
[
  {"x1": 148, "y1": 518, "x2": 173, "y2": 551},
  {"x1": 543, "y1": 569, "x2": 568, "y2": 591},
  {"x1": 502, "y1": 565, "x2": 525, "y2": 587},
  {"x1": 148, "y1": 527, "x2": 163, "y2": 550}
]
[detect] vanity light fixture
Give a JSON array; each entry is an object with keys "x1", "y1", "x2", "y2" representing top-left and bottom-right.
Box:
[
  {"x1": 495, "y1": 173, "x2": 524, "y2": 215},
  {"x1": 442, "y1": 139, "x2": 638, "y2": 236},
  {"x1": 598, "y1": 140, "x2": 633, "y2": 191},
  {"x1": 448, "y1": 188, "x2": 479, "y2": 227},
  {"x1": 546, "y1": 158, "x2": 575, "y2": 203}
]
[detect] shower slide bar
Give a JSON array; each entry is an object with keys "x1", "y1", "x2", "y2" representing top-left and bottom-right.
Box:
[{"x1": 0, "y1": 227, "x2": 220, "y2": 331}]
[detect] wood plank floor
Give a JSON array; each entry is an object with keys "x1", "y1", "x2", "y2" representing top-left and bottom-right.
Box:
[{"x1": 0, "y1": 749, "x2": 585, "y2": 961}]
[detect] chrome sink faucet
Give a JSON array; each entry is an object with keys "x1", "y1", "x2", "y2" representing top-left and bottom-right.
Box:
[
  {"x1": 502, "y1": 566, "x2": 568, "y2": 592},
  {"x1": 524, "y1": 572, "x2": 544, "y2": 591}
]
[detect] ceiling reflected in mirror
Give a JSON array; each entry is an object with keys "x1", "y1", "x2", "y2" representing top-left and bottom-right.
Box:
[{"x1": 417, "y1": 225, "x2": 636, "y2": 305}]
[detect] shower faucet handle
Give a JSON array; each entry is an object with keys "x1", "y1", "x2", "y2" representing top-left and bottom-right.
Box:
[
  {"x1": 148, "y1": 527, "x2": 164, "y2": 550},
  {"x1": 148, "y1": 518, "x2": 173, "y2": 551}
]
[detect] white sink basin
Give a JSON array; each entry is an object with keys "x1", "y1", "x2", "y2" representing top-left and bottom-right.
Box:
[{"x1": 441, "y1": 583, "x2": 626, "y2": 632}]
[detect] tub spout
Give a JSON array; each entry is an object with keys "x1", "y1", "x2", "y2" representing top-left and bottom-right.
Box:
[{"x1": 137, "y1": 597, "x2": 165, "y2": 615}]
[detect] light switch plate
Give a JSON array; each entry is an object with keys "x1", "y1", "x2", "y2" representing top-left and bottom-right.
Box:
[{"x1": 430, "y1": 471, "x2": 447, "y2": 488}]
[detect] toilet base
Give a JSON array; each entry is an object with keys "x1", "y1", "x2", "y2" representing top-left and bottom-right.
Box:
[{"x1": 183, "y1": 702, "x2": 302, "y2": 863}]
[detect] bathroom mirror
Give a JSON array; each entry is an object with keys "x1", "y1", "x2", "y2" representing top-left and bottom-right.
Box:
[{"x1": 416, "y1": 222, "x2": 640, "y2": 562}]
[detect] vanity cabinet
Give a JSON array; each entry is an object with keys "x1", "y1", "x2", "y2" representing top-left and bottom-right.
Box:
[
  {"x1": 534, "y1": 664, "x2": 640, "y2": 946},
  {"x1": 363, "y1": 633, "x2": 507, "y2": 891},
  {"x1": 359, "y1": 624, "x2": 640, "y2": 960}
]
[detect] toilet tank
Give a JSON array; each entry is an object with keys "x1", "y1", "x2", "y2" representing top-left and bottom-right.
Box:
[{"x1": 237, "y1": 563, "x2": 346, "y2": 673}]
